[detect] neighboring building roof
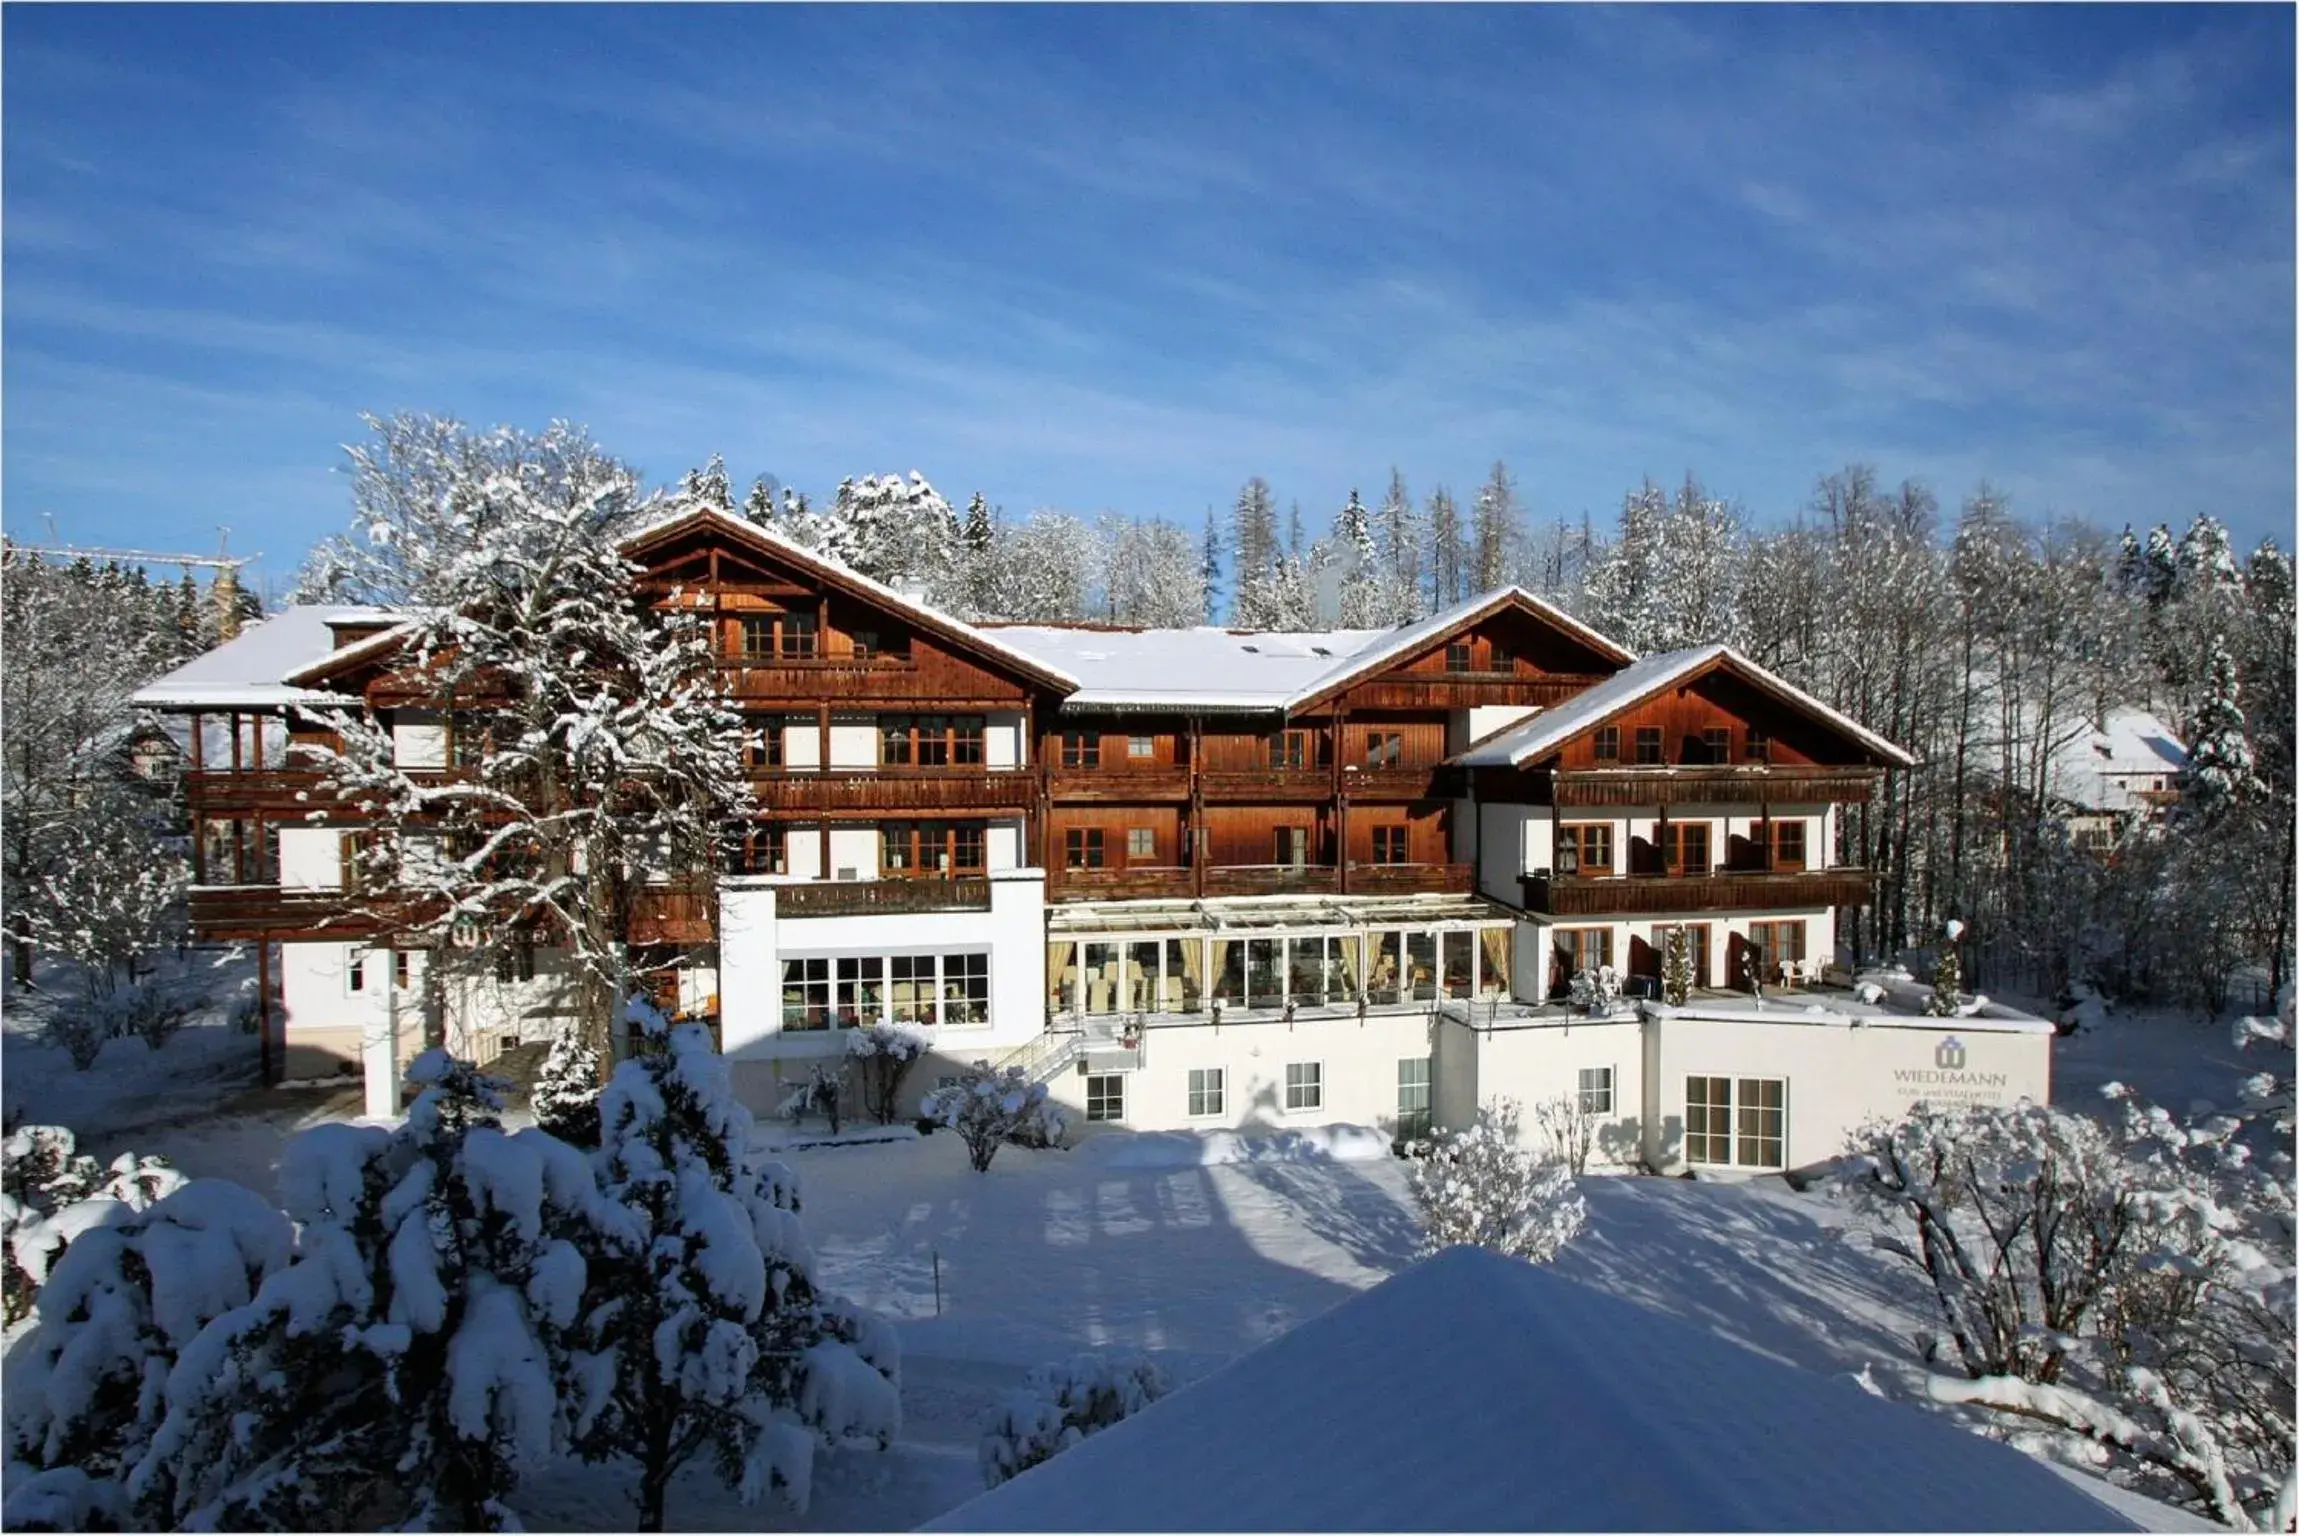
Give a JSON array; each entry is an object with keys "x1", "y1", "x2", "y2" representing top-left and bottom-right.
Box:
[
  {"x1": 2046, "y1": 707, "x2": 2187, "y2": 813},
  {"x1": 130, "y1": 607, "x2": 391, "y2": 710},
  {"x1": 992, "y1": 587, "x2": 1631, "y2": 715},
  {"x1": 927, "y1": 1246, "x2": 2136, "y2": 1534},
  {"x1": 1454, "y1": 644, "x2": 1919, "y2": 769}
]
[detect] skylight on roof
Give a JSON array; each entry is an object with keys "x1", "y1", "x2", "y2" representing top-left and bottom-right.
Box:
[{"x1": 1240, "y1": 645, "x2": 1259, "y2": 653}]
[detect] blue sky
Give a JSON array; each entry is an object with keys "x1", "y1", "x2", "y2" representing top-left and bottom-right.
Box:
[{"x1": 6, "y1": 4, "x2": 2293, "y2": 595}]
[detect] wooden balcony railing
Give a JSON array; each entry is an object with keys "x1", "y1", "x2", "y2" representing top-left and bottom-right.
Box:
[
  {"x1": 630, "y1": 884, "x2": 715, "y2": 944},
  {"x1": 1047, "y1": 866, "x2": 1195, "y2": 900},
  {"x1": 1340, "y1": 764, "x2": 1448, "y2": 801},
  {"x1": 1045, "y1": 861, "x2": 1476, "y2": 903},
  {"x1": 188, "y1": 885, "x2": 402, "y2": 940},
  {"x1": 1520, "y1": 867, "x2": 1876, "y2": 917},
  {"x1": 1049, "y1": 767, "x2": 1192, "y2": 802},
  {"x1": 750, "y1": 769, "x2": 1035, "y2": 814},
  {"x1": 1343, "y1": 861, "x2": 1474, "y2": 896},
  {"x1": 184, "y1": 768, "x2": 332, "y2": 815},
  {"x1": 1201, "y1": 864, "x2": 1341, "y2": 896},
  {"x1": 1550, "y1": 766, "x2": 1883, "y2": 808},
  {"x1": 773, "y1": 877, "x2": 992, "y2": 919},
  {"x1": 1200, "y1": 768, "x2": 1334, "y2": 803}
]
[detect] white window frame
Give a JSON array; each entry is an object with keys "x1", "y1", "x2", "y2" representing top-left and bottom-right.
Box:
[
  {"x1": 779, "y1": 949, "x2": 990, "y2": 1029},
  {"x1": 1127, "y1": 826, "x2": 1156, "y2": 860},
  {"x1": 1086, "y1": 1073, "x2": 1126, "y2": 1123},
  {"x1": 1577, "y1": 1066, "x2": 1614, "y2": 1116},
  {"x1": 1187, "y1": 1067, "x2": 1225, "y2": 1119},
  {"x1": 1683, "y1": 1075, "x2": 1786, "y2": 1169},
  {"x1": 1128, "y1": 735, "x2": 1155, "y2": 759},
  {"x1": 1396, "y1": 1057, "x2": 1432, "y2": 1139},
  {"x1": 346, "y1": 948, "x2": 368, "y2": 995},
  {"x1": 1284, "y1": 1061, "x2": 1324, "y2": 1113}
]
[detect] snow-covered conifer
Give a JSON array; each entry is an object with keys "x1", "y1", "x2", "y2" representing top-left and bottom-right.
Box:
[
  {"x1": 1660, "y1": 925, "x2": 1694, "y2": 1007},
  {"x1": 1922, "y1": 923, "x2": 1964, "y2": 1017},
  {"x1": 922, "y1": 1064, "x2": 1059, "y2": 1173},
  {"x1": 1376, "y1": 468, "x2": 1423, "y2": 622},
  {"x1": 979, "y1": 1353, "x2": 1169, "y2": 1489},
  {"x1": 1333, "y1": 489, "x2": 1388, "y2": 627},
  {"x1": 582, "y1": 1009, "x2": 899, "y2": 1530},
  {"x1": 132, "y1": 1052, "x2": 625, "y2": 1530},
  {"x1": 2181, "y1": 637, "x2": 2261, "y2": 825},
  {"x1": 845, "y1": 1023, "x2": 934, "y2": 1126},
  {"x1": 1199, "y1": 509, "x2": 1222, "y2": 623},
  {"x1": 1471, "y1": 461, "x2": 1520, "y2": 593},
  {"x1": 1102, "y1": 518, "x2": 1209, "y2": 629},
  {"x1": 1426, "y1": 485, "x2": 1465, "y2": 609},
  {"x1": 1407, "y1": 1100, "x2": 1585, "y2": 1264},
  {"x1": 681, "y1": 454, "x2": 736, "y2": 512},
  {"x1": 1567, "y1": 965, "x2": 1622, "y2": 1016},
  {"x1": 530, "y1": 1026, "x2": 603, "y2": 1148},
  {"x1": 981, "y1": 512, "x2": 1099, "y2": 622},
  {"x1": 742, "y1": 475, "x2": 776, "y2": 525}
]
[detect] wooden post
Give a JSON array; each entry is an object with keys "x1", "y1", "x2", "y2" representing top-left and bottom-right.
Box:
[
  {"x1": 818, "y1": 703, "x2": 833, "y2": 877},
  {"x1": 1189, "y1": 718, "x2": 1206, "y2": 900},
  {"x1": 257, "y1": 941, "x2": 275, "y2": 1087},
  {"x1": 1332, "y1": 711, "x2": 1348, "y2": 894}
]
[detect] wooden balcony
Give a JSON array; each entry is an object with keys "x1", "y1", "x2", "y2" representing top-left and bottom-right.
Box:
[
  {"x1": 1047, "y1": 866, "x2": 1196, "y2": 901},
  {"x1": 1200, "y1": 768, "x2": 1333, "y2": 803},
  {"x1": 189, "y1": 885, "x2": 400, "y2": 941},
  {"x1": 1343, "y1": 861, "x2": 1474, "y2": 896},
  {"x1": 1201, "y1": 864, "x2": 1341, "y2": 896},
  {"x1": 1049, "y1": 766, "x2": 1192, "y2": 803},
  {"x1": 1342, "y1": 674, "x2": 1609, "y2": 710},
  {"x1": 630, "y1": 884, "x2": 715, "y2": 944},
  {"x1": 184, "y1": 768, "x2": 333, "y2": 816},
  {"x1": 1339, "y1": 764, "x2": 1447, "y2": 801},
  {"x1": 1549, "y1": 766, "x2": 1882, "y2": 808},
  {"x1": 1046, "y1": 862, "x2": 1476, "y2": 903},
  {"x1": 1520, "y1": 867, "x2": 1876, "y2": 917},
  {"x1": 773, "y1": 877, "x2": 992, "y2": 919},
  {"x1": 750, "y1": 769, "x2": 1035, "y2": 816}
]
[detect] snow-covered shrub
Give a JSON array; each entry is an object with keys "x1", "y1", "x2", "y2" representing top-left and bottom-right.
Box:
[
  {"x1": 129, "y1": 1051, "x2": 622, "y2": 1531},
  {"x1": 1004, "y1": 1094, "x2": 1069, "y2": 1152},
  {"x1": 1567, "y1": 965, "x2": 1622, "y2": 1016},
  {"x1": 19, "y1": 792, "x2": 189, "y2": 1001},
  {"x1": 1406, "y1": 1100, "x2": 1586, "y2": 1264},
  {"x1": 529, "y1": 1026, "x2": 602, "y2": 1147},
  {"x1": 6, "y1": 1178, "x2": 292, "y2": 1494},
  {"x1": 41, "y1": 1002, "x2": 112, "y2": 1072},
  {"x1": 1922, "y1": 920, "x2": 1965, "y2": 1017},
  {"x1": 778, "y1": 1061, "x2": 848, "y2": 1135},
  {"x1": 845, "y1": 1023, "x2": 933, "y2": 1125},
  {"x1": 979, "y1": 1352, "x2": 1169, "y2": 1489},
  {"x1": 1660, "y1": 925, "x2": 1694, "y2": 1006},
  {"x1": 2, "y1": 1130, "x2": 183, "y2": 1326},
  {"x1": 111, "y1": 984, "x2": 190, "y2": 1053},
  {"x1": 581, "y1": 1007, "x2": 898, "y2": 1531},
  {"x1": 1530, "y1": 1092, "x2": 1599, "y2": 1176},
  {"x1": 921, "y1": 1065, "x2": 1056, "y2": 1173},
  {"x1": 1843, "y1": 1088, "x2": 2294, "y2": 1528}
]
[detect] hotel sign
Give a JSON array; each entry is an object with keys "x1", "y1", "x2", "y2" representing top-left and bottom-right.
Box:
[{"x1": 1890, "y1": 1035, "x2": 2015, "y2": 1108}]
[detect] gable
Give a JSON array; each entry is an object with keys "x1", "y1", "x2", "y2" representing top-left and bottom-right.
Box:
[{"x1": 1287, "y1": 589, "x2": 1630, "y2": 715}]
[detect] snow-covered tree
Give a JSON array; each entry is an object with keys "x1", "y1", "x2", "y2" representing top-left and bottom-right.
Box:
[
  {"x1": 1101, "y1": 518, "x2": 1209, "y2": 628},
  {"x1": 4, "y1": 1129, "x2": 185, "y2": 1326},
  {"x1": 6, "y1": 1178, "x2": 291, "y2": 1500},
  {"x1": 2180, "y1": 637, "x2": 2261, "y2": 826},
  {"x1": 1426, "y1": 486, "x2": 1465, "y2": 609},
  {"x1": 952, "y1": 492, "x2": 998, "y2": 618},
  {"x1": 980, "y1": 512, "x2": 1099, "y2": 622},
  {"x1": 301, "y1": 416, "x2": 751, "y2": 1059},
  {"x1": 1660, "y1": 925, "x2": 1694, "y2": 1006},
  {"x1": 922, "y1": 1064, "x2": 1060, "y2": 1173},
  {"x1": 1407, "y1": 1100, "x2": 1586, "y2": 1263},
  {"x1": 800, "y1": 471, "x2": 959, "y2": 595},
  {"x1": 1923, "y1": 919, "x2": 1965, "y2": 1017},
  {"x1": 19, "y1": 786, "x2": 187, "y2": 1001},
  {"x1": 1471, "y1": 460, "x2": 1520, "y2": 593},
  {"x1": 1376, "y1": 468, "x2": 1423, "y2": 622},
  {"x1": 1199, "y1": 509, "x2": 1222, "y2": 623},
  {"x1": 741, "y1": 476, "x2": 777, "y2": 526},
  {"x1": 1567, "y1": 965, "x2": 1622, "y2": 1016},
  {"x1": 681, "y1": 454, "x2": 736, "y2": 513},
  {"x1": 979, "y1": 1353, "x2": 1169, "y2": 1489},
  {"x1": 1234, "y1": 547, "x2": 1324, "y2": 631},
  {"x1": 1847, "y1": 1084, "x2": 2294, "y2": 1529},
  {"x1": 131, "y1": 1052, "x2": 624, "y2": 1530},
  {"x1": 530, "y1": 1027, "x2": 603, "y2": 1147},
  {"x1": 1332, "y1": 488, "x2": 1389, "y2": 627},
  {"x1": 1581, "y1": 475, "x2": 1743, "y2": 654},
  {"x1": 583, "y1": 1009, "x2": 899, "y2": 1530},
  {"x1": 845, "y1": 1023, "x2": 934, "y2": 1126},
  {"x1": 1529, "y1": 1093, "x2": 1599, "y2": 1177},
  {"x1": 779, "y1": 1062, "x2": 848, "y2": 1136}
]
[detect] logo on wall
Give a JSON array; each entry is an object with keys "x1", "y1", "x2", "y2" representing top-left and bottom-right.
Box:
[{"x1": 1935, "y1": 1036, "x2": 1967, "y2": 1071}]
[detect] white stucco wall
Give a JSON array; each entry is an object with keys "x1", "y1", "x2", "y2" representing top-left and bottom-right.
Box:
[
  {"x1": 785, "y1": 726, "x2": 822, "y2": 771},
  {"x1": 1465, "y1": 704, "x2": 1540, "y2": 745},
  {"x1": 827, "y1": 827, "x2": 879, "y2": 881},
  {"x1": 987, "y1": 818, "x2": 1023, "y2": 872},
  {"x1": 1445, "y1": 1016, "x2": 1646, "y2": 1167},
  {"x1": 277, "y1": 827, "x2": 343, "y2": 891},
  {"x1": 986, "y1": 712, "x2": 1027, "y2": 770},
  {"x1": 391, "y1": 711, "x2": 446, "y2": 770},
  {"x1": 1641, "y1": 1011, "x2": 2052, "y2": 1174},
  {"x1": 828, "y1": 717, "x2": 877, "y2": 770},
  {"x1": 1477, "y1": 804, "x2": 1531, "y2": 904},
  {"x1": 1044, "y1": 1011, "x2": 1440, "y2": 1138}
]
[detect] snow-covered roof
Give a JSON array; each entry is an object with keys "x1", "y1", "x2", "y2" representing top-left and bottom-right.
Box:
[
  {"x1": 2046, "y1": 707, "x2": 2187, "y2": 812},
  {"x1": 1454, "y1": 644, "x2": 1919, "y2": 769},
  {"x1": 618, "y1": 506, "x2": 1080, "y2": 691},
  {"x1": 131, "y1": 607, "x2": 393, "y2": 710},
  {"x1": 928, "y1": 1245, "x2": 2136, "y2": 1533},
  {"x1": 991, "y1": 587, "x2": 1630, "y2": 715}
]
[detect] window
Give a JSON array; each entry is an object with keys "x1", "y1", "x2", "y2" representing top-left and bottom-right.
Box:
[
  {"x1": 1593, "y1": 726, "x2": 1620, "y2": 761},
  {"x1": 1397, "y1": 1058, "x2": 1432, "y2": 1141},
  {"x1": 781, "y1": 957, "x2": 831, "y2": 1031},
  {"x1": 1772, "y1": 820, "x2": 1807, "y2": 870},
  {"x1": 881, "y1": 715, "x2": 985, "y2": 768},
  {"x1": 1577, "y1": 1066, "x2": 1615, "y2": 1115},
  {"x1": 1086, "y1": 1074, "x2": 1126, "y2": 1123},
  {"x1": 346, "y1": 951, "x2": 366, "y2": 995},
  {"x1": 1274, "y1": 826, "x2": 1310, "y2": 867},
  {"x1": 1446, "y1": 641, "x2": 1473, "y2": 673},
  {"x1": 1405, "y1": 931, "x2": 1438, "y2": 1000},
  {"x1": 1188, "y1": 1068, "x2": 1225, "y2": 1118},
  {"x1": 1685, "y1": 1075, "x2": 1733, "y2": 1163},
  {"x1": 1284, "y1": 1062, "x2": 1324, "y2": 1112},
  {"x1": 1489, "y1": 642, "x2": 1513, "y2": 672},
  {"x1": 941, "y1": 952, "x2": 989, "y2": 1024},
  {"x1": 835, "y1": 956, "x2": 883, "y2": 1028},
  {"x1": 1555, "y1": 927, "x2": 1612, "y2": 977},
  {"x1": 1634, "y1": 727, "x2": 1663, "y2": 765},
  {"x1": 1659, "y1": 822, "x2": 1711, "y2": 873},
  {"x1": 1442, "y1": 930, "x2": 1474, "y2": 1000},
  {"x1": 883, "y1": 821, "x2": 987, "y2": 876},
  {"x1": 450, "y1": 723, "x2": 488, "y2": 769},
  {"x1": 890, "y1": 955, "x2": 935, "y2": 1023},
  {"x1": 1272, "y1": 730, "x2": 1319, "y2": 770},
  {"x1": 1556, "y1": 823, "x2": 1613, "y2": 876},
  {"x1": 1363, "y1": 730, "x2": 1403, "y2": 768},
  {"x1": 1659, "y1": 923, "x2": 1711, "y2": 988},
  {"x1": 1744, "y1": 729, "x2": 1770, "y2": 763},
  {"x1": 743, "y1": 717, "x2": 785, "y2": 770},
  {"x1": 1747, "y1": 921, "x2": 1807, "y2": 984},
  {"x1": 394, "y1": 951, "x2": 412, "y2": 990},
  {"x1": 1736, "y1": 1078, "x2": 1785, "y2": 1168},
  {"x1": 724, "y1": 822, "x2": 787, "y2": 876},
  {"x1": 2074, "y1": 825, "x2": 2114, "y2": 854},
  {"x1": 1702, "y1": 728, "x2": 1731, "y2": 764},
  {"x1": 1127, "y1": 827, "x2": 1156, "y2": 861},
  {"x1": 779, "y1": 611, "x2": 817, "y2": 659},
  {"x1": 493, "y1": 942, "x2": 536, "y2": 985},
  {"x1": 849, "y1": 628, "x2": 879, "y2": 661},
  {"x1": 1061, "y1": 732, "x2": 1101, "y2": 769},
  {"x1": 1687, "y1": 1076, "x2": 1785, "y2": 1167},
  {"x1": 739, "y1": 617, "x2": 776, "y2": 660},
  {"x1": 1371, "y1": 825, "x2": 1409, "y2": 865},
  {"x1": 1065, "y1": 828, "x2": 1106, "y2": 869},
  {"x1": 1129, "y1": 735, "x2": 1155, "y2": 759}
]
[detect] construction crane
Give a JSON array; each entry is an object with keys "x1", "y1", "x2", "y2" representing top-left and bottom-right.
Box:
[{"x1": 4, "y1": 524, "x2": 264, "y2": 638}]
